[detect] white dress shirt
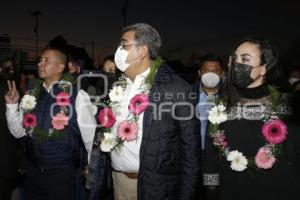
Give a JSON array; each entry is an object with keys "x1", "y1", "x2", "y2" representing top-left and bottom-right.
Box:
[
  {"x1": 111, "y1": 68, "x2": 150, "y2": 172},
  {"x1": 6, "y1": 83, "x2": 96, "y2": 163}
]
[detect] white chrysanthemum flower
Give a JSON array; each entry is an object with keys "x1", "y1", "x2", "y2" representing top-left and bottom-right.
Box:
[
  {"x1": 218, "y1": 112, "x2": 228, "y2": 124},
  {"x1": 208, "y1": 106, "x2": 228, "y2": 124},
  {"x1": 227, "y1": 150, "x2": 248, "y2": 171},
  {"x1": 20, "y1": 94, "x2": 37, "y2": 111},
  {"x1": 217, "y1": 104, "x2": 226, "y2": 112},
  {"x1": 100, "y1": 132, "x2": 117, "y2": 152},
  {"x1": 208, "y1": 107, "x2": 218, "y2": 124},
  {"x1": 108, "y1": 86, "x2": 124, "y2": 102},
  {"x1": 91, "y1": 105, "x2": 98, "y2": 116}
]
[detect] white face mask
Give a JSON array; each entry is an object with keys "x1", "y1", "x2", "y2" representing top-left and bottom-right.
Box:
[
  {"x1": 289, "y1": 78, "x2": 299, "y2": 86},
  {"x1": 201, "y1": 72, "x2": 220, "y2": 88},
  {"x1": 114, "y1": 46, "x2": 130, "y2": 72}
]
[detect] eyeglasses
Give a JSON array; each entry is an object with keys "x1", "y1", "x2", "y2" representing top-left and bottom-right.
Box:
[{"x1": 119, "y1": 43, "x2": 138, "y2": 50}]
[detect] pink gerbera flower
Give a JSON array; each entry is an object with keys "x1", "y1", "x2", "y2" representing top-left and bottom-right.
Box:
[
  {"x1": 98, "y1": 108, "x2": 116, "y2": 128},
  {"x1": 23, "y1": 113, "x2": 37, "y2": 128},
  {"x1": 255, "y1": 147, "x2": 276, "y2": 169},
  {"x1": 262, "y1": 119, "x2": 288, "y2": 144},
  {"x1": 56, "y1": 92, "x2": 70, "y2": 106},
  {"x1": 52, "y1": 112, "x2": 69, "y2": 130},
  {"x1": 117, "y1": 121, "x2": 138, "y2": 142},
  {"x1": 128, "y1": 94, "x2": 149, "y2": 115}
]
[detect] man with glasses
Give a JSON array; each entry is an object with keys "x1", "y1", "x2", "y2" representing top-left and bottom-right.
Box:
[{"x1": 100, "y1": 23, "x2": 201, "y2": 200}]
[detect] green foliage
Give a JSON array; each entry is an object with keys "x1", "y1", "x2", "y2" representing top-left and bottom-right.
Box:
[
  {"x1": 145, "y1": 57, "x2": 164, "y2": 86},
  {"x1": 268, "y1": 85, "x2": 281, "y2": 113}
]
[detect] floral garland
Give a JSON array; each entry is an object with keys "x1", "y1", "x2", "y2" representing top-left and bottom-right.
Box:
[
  {"x1": 97, "y1": 57, "x2": 163, "y2": 152},
  {"x1": 20, "y1": 74, "x2": 74, "y2": 143},
  {"x1": 208, "y1": 85, "x2": 288, "y2": 172}
]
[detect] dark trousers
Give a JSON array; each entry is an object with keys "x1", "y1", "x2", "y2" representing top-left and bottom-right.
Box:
[
  {"x1": 24, "y1": 161, "x2": 76, "y2": 200},
  {"x1": 0, "y1": 177, "x2": 16, "y2": 200}
]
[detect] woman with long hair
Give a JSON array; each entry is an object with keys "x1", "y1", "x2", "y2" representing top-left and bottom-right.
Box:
[{"x1": 203, "y1": 38, "x2": 300, "y2": 200}]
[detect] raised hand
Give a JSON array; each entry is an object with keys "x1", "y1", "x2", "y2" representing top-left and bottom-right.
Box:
[{"x1": 5, "y1": 80, "x2": 20, "y2": 104}]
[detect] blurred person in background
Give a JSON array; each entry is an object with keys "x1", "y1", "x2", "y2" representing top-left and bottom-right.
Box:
[{"x1": 0, "y1": 58, "x2": 22, "y2": 200}]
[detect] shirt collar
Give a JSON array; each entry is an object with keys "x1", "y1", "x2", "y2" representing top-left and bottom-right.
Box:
[
  {"x1": 126, "y1": 67, "x2": 151, "y2": 84},
  {"x1": 199, "y1": 83, "x2": 219, "y2": 97},
  {"x1": 43, "y1": 82, "x2": 54, "y2": 92}
]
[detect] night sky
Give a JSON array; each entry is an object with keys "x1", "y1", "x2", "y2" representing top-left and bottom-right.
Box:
[{"x1": 1, "y1": 0, "x2": 300, "y2": 64}]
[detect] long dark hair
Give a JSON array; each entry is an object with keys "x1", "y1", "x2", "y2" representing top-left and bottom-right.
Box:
[{"x1": 221, "y1": 37, "x2": 280, "y2": 109}]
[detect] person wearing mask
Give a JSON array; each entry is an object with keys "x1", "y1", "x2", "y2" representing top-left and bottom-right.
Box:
[
  {"x1": 203, "y1": 38, "x2": 300, "y2": 200},
  {"x1": 97, "y1": 23, "x2": 201, "y2": 200},
  {"x1": 195, "y1": 54, "x2": 225, "y2": 150}
]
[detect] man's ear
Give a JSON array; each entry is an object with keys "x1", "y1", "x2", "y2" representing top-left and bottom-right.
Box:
[
  {"x1": 138, "y1": 45, "x2": 148, "y2": 59},
  {"x1": 197, "y1": 69, "x2": 201, "y2": 79},
  {"x1": 58, "y1": 63, "x2": 66, "y2": 73}
]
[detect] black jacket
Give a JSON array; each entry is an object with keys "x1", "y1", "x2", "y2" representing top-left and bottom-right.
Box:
[
  {"x1": 87, "y1": 64, "x2": 201, "y2": 200},
  {"x1": 202, "y1": 85, "x2": 300, "y2": 200},
  {"x1": 137, "y1": 64, "x2": 201, "y2": 200}
]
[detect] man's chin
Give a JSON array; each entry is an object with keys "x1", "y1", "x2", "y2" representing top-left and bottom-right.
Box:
[{"x1": 38, "y1": 72, "x2": 45, "y2": 78}]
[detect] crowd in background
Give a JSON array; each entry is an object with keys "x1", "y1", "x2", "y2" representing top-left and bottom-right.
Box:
[{"x1": 1, "y1": 24, "x2": 300, "y2": 200}]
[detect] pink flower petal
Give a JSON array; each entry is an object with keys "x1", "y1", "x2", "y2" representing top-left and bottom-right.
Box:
[
  {"x1": 117, "y1": 121, "x2": 138, "y2": 142},
  {"x1": 255, "y1": 147, "x2": 276, "y2": 169},
  {"x1": 23, "y1": 113, "x2": 37, "y2": 128},
  {"x1": 52, "y1": 112, "x2": 69, "y2": 130},
  {"x1": 128, "y1": 94, "x2": 149, "y2": 115},
  {"x1": 262, "y1": 120, "x2": 288, "y2": 144},
  {"x1": 56, "y1": 92, "x2": 70, "y2": 106},
  {"x1": 98, "y1": 108, "x2": 116, "y2": 128}
]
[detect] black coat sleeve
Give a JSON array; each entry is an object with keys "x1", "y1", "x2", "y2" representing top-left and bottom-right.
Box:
[
  {"x1": 202, "y1": 129, "x2": 220, "y2": 186},
  {"x1": 174, "y1": 79, "x2": 202, "y2": 200}
]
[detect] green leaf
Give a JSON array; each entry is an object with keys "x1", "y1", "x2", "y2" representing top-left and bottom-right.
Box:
[
  {"x1": 268, "y1": 85, "x2": 280, "y2": 113},
  {"x1": 145, "y1": 57, "x2": 164, "y2": 86}
]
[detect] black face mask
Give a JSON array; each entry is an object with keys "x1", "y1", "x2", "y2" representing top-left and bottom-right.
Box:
[
  {"x1": 104, "y1": 71, "x2": 115, "y2": 77},
  {"x1": 230, "y1": 62, "x2": 254, "y2": 89}
]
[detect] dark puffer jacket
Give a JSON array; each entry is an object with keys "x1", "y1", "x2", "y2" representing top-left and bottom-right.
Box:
[{"x1": 138, "y1": 64, "x2": 201, "y2": 200}]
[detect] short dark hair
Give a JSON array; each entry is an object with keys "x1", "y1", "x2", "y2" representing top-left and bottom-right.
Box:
[
  {"x1": 199, "y1": 53, "x2": 225, "y2": 71},
  {"x1": 44, "y1": 46, "x2": 69, "y2": 73},
  {"x1": 122, "y1": 23, "x2": 161, "y2": 59}
]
